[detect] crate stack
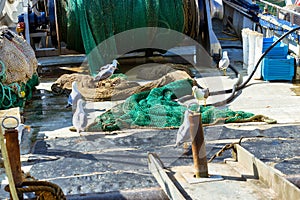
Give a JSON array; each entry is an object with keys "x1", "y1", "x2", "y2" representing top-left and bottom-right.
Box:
[{"x1": 261, "y1": 37, "x2": 294, "y2": 81}]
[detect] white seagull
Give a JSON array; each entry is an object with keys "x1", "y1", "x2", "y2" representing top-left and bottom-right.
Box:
[
  {"x1": 94, "y1": 59, "x2": 119, "y2": 82},
  {"x1": 16, "y1": 124, "x2": 31, "y2": 144},
  {"x1": 218, "y1": 51, "x2": 230, "y2": 76},
  {"x1": 72, "y1": 98, "x2": 87, "y2": 134},
  {"x1": 192, "y1": 86, "x2": 209, "y2": 106},
  {"x1": 175, "y1": 110, "x2": 191, "y2": 147},
  {"x1": 66, "y1": 81, "x2": 82, "y2": 112}
]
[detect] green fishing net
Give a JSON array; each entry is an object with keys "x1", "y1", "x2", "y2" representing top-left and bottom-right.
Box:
[
  {"x1": 56, "y1": 0, "x2": 186, "y2": 75},
  {"x1": 0, "y1": 73, "x2": 40, "y2": 109},
  {"x1": 87, "y1": 79, "x2": 260, "y2": 132}
]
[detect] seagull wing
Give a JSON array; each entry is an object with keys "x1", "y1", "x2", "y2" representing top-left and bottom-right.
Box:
[
  {"x1": 176, "y1": 110, "x2": 191, "y2": 146},
  {"x1": 94, "y1": 68, "x2": 115, "y2": 81},
  {"x1": 194, "y1": 89, "x2": 204, "y2": 100},
  {"x1": 218, "y1": 58, "x2": 229, "y2": 70},
  {"x1": 78, "y1": 111, "x2": 87, "y2": 132},
  {"x1": 100, "y1": 64, "x2": 110, "y2": 71}
]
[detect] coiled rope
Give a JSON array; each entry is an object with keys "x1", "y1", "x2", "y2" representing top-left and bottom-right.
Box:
[
  {"x1": 5, "y1": 181, "x2": 66, "y2": 200},
  {"x1": 0, "y1": 60, "x2": 39, "y2": 109}
]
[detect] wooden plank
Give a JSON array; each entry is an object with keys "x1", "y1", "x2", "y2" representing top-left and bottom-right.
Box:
[{"x1": 148, "y1": 153, "x2": 186, "y2": 200}]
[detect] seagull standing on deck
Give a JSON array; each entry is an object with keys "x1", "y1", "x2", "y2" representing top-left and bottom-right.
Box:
[
  {"x1": 94, "y1": 59, "x2": 119, "y2": 82},
  {"x1": 218, "y1": 51, "x2": 230, "y2": 76},
  {"x1": 17, "y1": 124, "x2": 31, "y2": 144},
  {"x1": 192, "y1": 86, "x2": 209, "y2": 106},
  {"x1": 73, "y1": 99, "x2": 87, "y2": 135},
  {"x1": 66, "y1": 81, "x2": 82, "y2": 112}
]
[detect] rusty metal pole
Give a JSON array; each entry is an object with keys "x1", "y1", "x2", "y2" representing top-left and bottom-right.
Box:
[
  {"x1": 3, "y1": 117, "x2": 23, "y2": 199},
  {"x1": 188, "y1": 112, "x2": 208, "y2": 178}
]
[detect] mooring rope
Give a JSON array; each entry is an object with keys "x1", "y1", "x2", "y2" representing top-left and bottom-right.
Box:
[{"x1": 5, "y1": 181, "x2": 66, "y2": 200}]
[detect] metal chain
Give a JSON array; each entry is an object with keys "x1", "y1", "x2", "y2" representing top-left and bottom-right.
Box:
[{"x1": 208, "y1": 137, "x2": 244, "y2": 163}]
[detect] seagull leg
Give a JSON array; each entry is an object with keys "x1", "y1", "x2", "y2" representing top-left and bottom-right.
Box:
[
  {"x1": 223, "y1": 69, "x2": 226, "y2": 76},
  {"x1": 204, "y1": 99, "x2": 206, "y2": 107}
]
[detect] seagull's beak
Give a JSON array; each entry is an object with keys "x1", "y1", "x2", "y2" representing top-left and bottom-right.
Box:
[{"x1": 24, "y1": 125, "x2": 31, "y2": 132}]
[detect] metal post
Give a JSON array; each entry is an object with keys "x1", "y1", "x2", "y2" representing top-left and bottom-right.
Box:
[
  {"x1": 188, "y1": 112, "x2": 208, "y2": 178},
  {"x1": 2, "y1": 117, "x2": 23, "y2": 199}
]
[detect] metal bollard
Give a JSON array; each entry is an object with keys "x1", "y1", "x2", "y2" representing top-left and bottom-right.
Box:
[
  {"x1": 188, "y1": 112, "x2": 208, "y2": 178},
  {"x1": 3, "y1": 116, "x2": 23, "y2": 199}
]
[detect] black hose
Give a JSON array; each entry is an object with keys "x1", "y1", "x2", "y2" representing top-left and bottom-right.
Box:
[
  {"x1": 237, "y1": 26, "x2": 300, "y2": 90},
  {"x1": 209, "y1": 26, "x2": 300, "y2": 106}
]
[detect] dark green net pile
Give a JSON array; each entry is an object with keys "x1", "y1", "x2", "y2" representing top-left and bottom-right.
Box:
[
  {"x1": 56, "y1": 0, "x2": 186, "y2": 75},
  {"x1": 0, "y1": 73, "x2": 39, "y2": 109},
  {"x1": 87, "y1": 79, "x2": 261, "y2": 132}
]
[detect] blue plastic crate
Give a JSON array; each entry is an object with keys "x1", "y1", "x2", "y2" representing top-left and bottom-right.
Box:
[
  {"x1": 262, "y1": 55, "x2": 295, "y2": 81},
  {"x1": 262, "y1": 37, "x2": 288, "y2": 59}
]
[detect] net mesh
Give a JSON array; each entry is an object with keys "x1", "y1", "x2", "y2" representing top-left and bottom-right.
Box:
[
  {"x1": 57, "y1": 0, "x2": 186, "y2": 75},
  {"x1": 86, "y1": 79, "x2": 264, "y2": 132}
]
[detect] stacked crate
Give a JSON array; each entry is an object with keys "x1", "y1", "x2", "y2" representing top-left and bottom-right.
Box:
[{"x1": 261, "y1": 37, "x2": 294, "y2": 81}]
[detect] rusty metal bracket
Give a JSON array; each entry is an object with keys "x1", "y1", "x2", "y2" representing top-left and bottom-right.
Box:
[{"x1": 208, "y1": 137, "x2": 244, "y2": 163}]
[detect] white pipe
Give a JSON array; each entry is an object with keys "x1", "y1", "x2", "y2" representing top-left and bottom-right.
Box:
[
  {"x1": 254, "y1": 33, "x2": 263, "y2": 79},
  {"x1": 248, "y1": 31, "x2": 256, "y2": 76},
  {"x1": 242, "y1": 28, "x2": 251, "y2": 69}
]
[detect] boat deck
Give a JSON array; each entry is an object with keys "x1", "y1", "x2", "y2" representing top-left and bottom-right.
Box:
[{"x1": 0, "y1": 18, "x2": 300, "y2": 199}]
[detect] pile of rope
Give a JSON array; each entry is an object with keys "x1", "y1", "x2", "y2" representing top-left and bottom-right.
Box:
[
  {"x1": 5, "y1": 181, "x2": 66, "y2": 200},
  {"x1": 0, "y1": 27, "x2": 39, "y2": 109},
  {"x1": 51, "y1": 70, "x2": 194, "y2": 101}
]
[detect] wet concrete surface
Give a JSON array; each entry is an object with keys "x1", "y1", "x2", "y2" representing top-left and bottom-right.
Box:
[
  {"x1": 1, "y1": 18, "x2": 300, "y2": 198},
  {"x1": 1, "y1": 74, "x2": 300, "y2": 198},
  {"x1": 0, "y1": 76, "x2": 299, "y2": 198}
]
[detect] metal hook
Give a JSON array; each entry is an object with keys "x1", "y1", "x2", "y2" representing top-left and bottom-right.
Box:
[{"x1": 2, "y1": 116, "x2": 19, "y2": 129}]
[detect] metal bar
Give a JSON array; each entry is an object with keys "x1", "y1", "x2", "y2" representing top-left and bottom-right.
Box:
[
  {"x1": 53, "y1": 0, "x2": 61, "y2": 55},
  {"x1": 148, "y1": 153, "x2": 186, "y2": 200},
  {"x1": 4, "y1": 129, "x2": 23, "y2": 187},
  {"x1": 258, "y1": 0, "x2": 300, "y2": 18},
  {"x1": 223, "y1": 0, "x2": 253, "y2": 19},
  {"x1": 188, "y1": 112, "x2": 208, "y2": 178},
  {"x1": 0, "y1": 127, "x2": 19, "y2": 200}
]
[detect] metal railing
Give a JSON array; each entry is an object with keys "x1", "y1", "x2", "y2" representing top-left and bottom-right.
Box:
[{"x1": 257, "y1": 0, "x2": 300, "y2": 25}]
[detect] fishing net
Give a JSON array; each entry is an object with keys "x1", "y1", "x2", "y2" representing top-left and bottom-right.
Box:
[
  {"x1": 56, "y1": 0, "x2": 198, "y2": 75},
  {"x1": 86, "y1": 79, "x2": 273, "y2": 132},
  {"x1": 0, "y1": 28, "x2": 40, "y2": 109},
  {"x1": 0, "y1": 28, "x2": 38, "y2": 84},
  {"x1": 0, "y1": 73, "x2": 39, "y2": 109},
  {"x1": 51, "y1": 70, "x2": 194, "y2": 101}
]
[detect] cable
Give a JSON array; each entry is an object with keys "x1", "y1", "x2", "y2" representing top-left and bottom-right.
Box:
[
  {"x1": 237, "y1": 26, "x2": 300, "y2": 90},
  {"x1": 209, "y1": 26, "x2": 300, "y2": 107}
]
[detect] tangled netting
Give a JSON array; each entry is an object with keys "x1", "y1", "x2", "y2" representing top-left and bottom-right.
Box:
[
  {"x1": 56, "y1": 0, "x2": 198, "y2": 75},
  {"x1": 0, "y1": 73, "x2": 39, "y2": 109},
  {"x1": 86, "y1": 79, "x2": 268, "y2": 132}
]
